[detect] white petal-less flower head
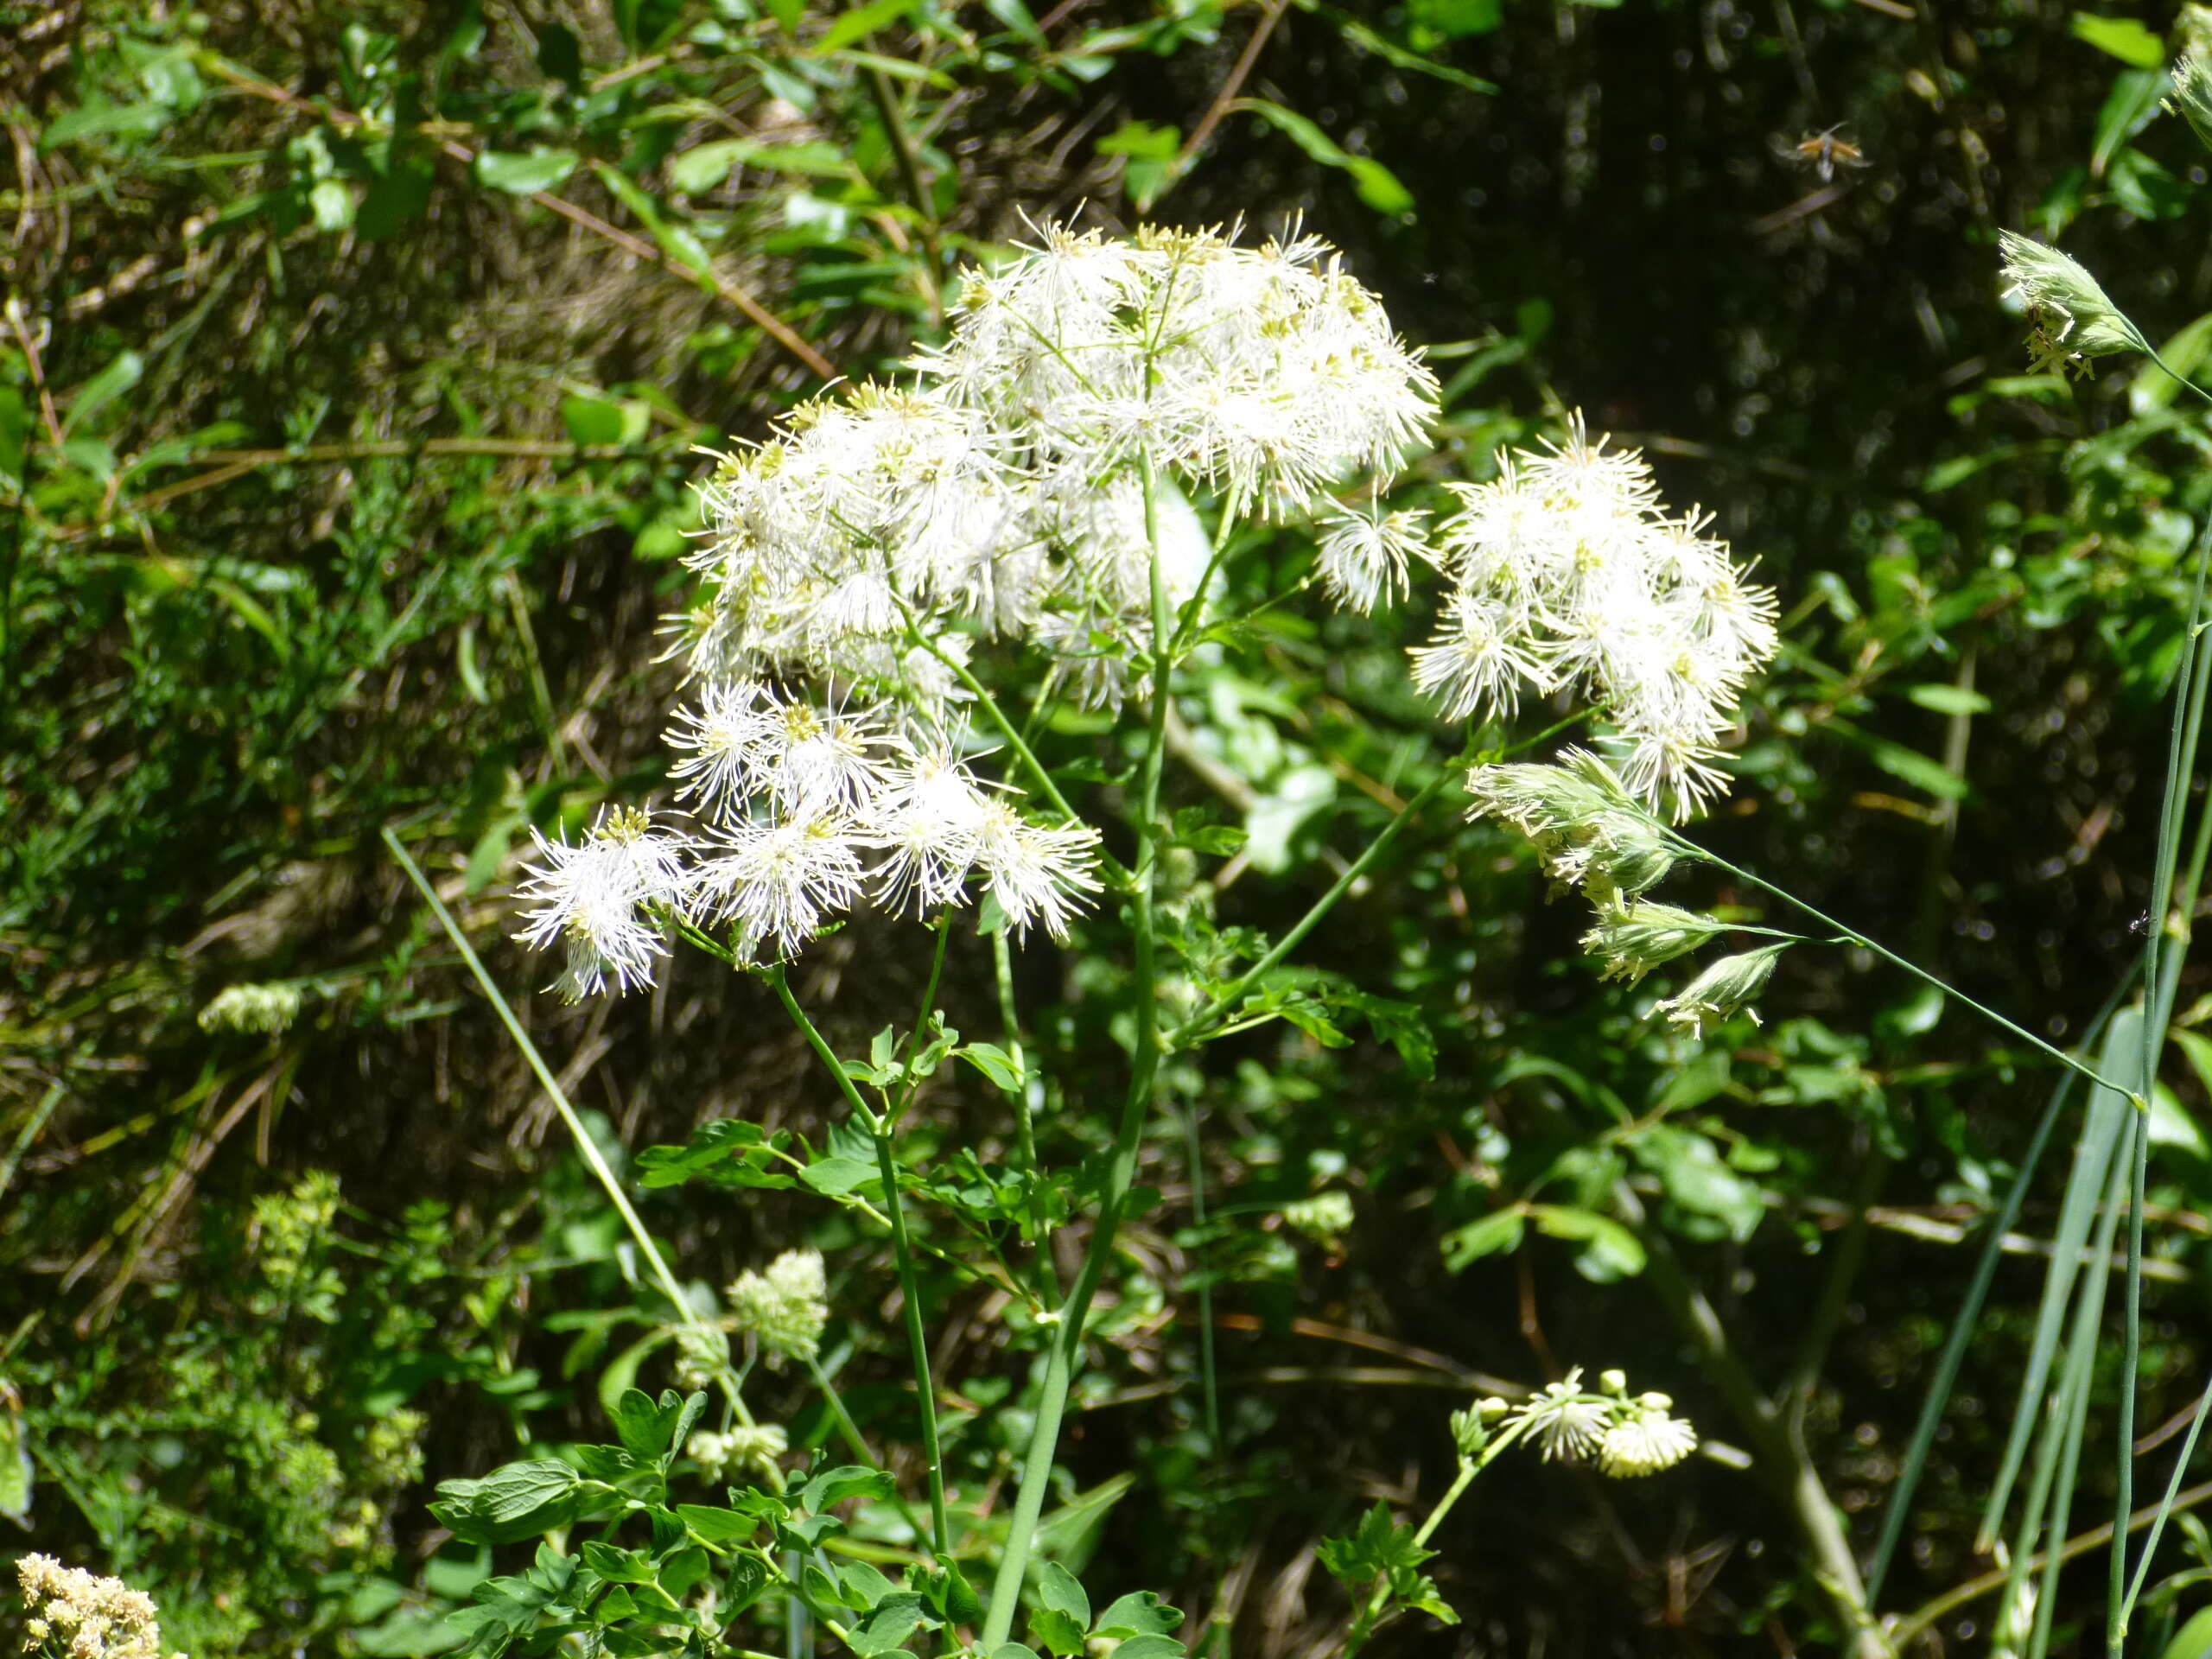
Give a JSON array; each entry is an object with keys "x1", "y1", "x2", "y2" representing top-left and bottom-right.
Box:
[
  {"x1": 1316, "y1": 504, "x2": 1433, "y2": 613},
  {"x1": 514, "y1": 807, "x2": 692, "y2": 1000},
  {"x1": 1513, "y1": 1367, "x2": 1611, "y2": 1462},
  {"x1": 972, "y1": 801, "x2": 1103, "y2": 940},
  {"x1": 1598, "y1": 1393, "x2": 1699, "y2": 1478},
  {"x1": 1410, "y1": 588, "x2": 1549, "y2": 721},
  {"x1": 871, "y1": 744, "x2": 994, "y2": 916},
  {"x1": 689, "y1": 812, "x2": 869, "y2": 962},
  {"x1": 666, "y1": 678, "x2": 775, "y2": 814},
  {"x1": 921, "y1": 220, "x2": 1437, "y2": 525}
]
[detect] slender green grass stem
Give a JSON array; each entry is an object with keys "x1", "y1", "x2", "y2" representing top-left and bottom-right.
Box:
[
  {"x1": 766, "y1": 964, "x2": 953, "y2": 1563},
  {"x1": 2125, "y1": 1370, "x2": 2212, "y2": 1622},
  {"x1": 979, "y1": 457, "x2": 1176, "y2": 1649},
  {"x1": 2111, "y1": 499, "x2": 2212, "y2": 1650},
  {"x1": 1859, "y1": 982, "x2": 2124, "y2": 1603},
  {"x1": 384, "y1": 828, "x2": 698, "y2": 1325},
  {"x1": 1166, "y1": 764, "x2": 1454, "y2": 1049},
  {"x1": 1681, "y1": 842, "x2": 2141, "y2": 1104}
]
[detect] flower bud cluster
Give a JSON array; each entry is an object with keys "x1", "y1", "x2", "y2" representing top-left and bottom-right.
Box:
[
  {"x1": 689, "y1": 1423, "x2": 789, "y2": 1482},
  {"x1": 197, "y1": 981, "x2": 303, "y2": 1034},
  {"x1": 728, "y1": 1247, "x2": 830, "y2": 1369},
  {"x1": 16, "y1": 1556, "x2": 185, "y2": 1659},
  {"x1": 1496, "y1": 1365, "x2": 1698, "y2": 1478},
  {"x1": 1412, "y1": 419, "x2": 1777, "y2": 819}
]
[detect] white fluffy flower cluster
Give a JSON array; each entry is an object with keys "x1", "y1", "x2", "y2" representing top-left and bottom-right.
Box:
[
  {"x1": 677, "y1": 222, "x2": 1436, "y2": 709},
  {"x1": 514, "y1": 689, "x2": 1102, "y2": 998},
  {"x1": 1411, "y1": 420, "x2": 1778, "y2": 819},
  {"x1": 1492, "y1": 1365, "x2": 1698, "y2": 1478},
  {"x1": 17, "y1": 1555, "x2": 185, "y2": 1659}
]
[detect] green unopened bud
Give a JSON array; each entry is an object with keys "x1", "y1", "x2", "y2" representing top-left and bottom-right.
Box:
[
  {"x1": 1655, "y1": 943, "x2": 1789, "y2": 1035},
  {"x1": 727, "y1": 1249, "x2": 828, "y2": 1369},
  {"x1": 1449, "y1": 1405, "x2": 1489, "y2": 1459},
  {"x1": 199, "y1": 981, "x2": 303, "y2": 1034},
  {"x1": 1581, "y1": 902, "x2": 1728, "y2": 982},
  {"x1": 1599, "y1": 1369, "x2": 1629, "y2": 1397},
  {"x1": 1281, "y1": 1191, "x2": 1356, "y2": 1248},
  {"x1": 1476, "y1": 1395, "x2": 1512, "y2": 1421},
  {"x1": 2170, "y1": 46, "x2": 2212, "y2": 155},
  {"x1": 673, "y1": 1324, "x2": 732, "y2": 1390},
  {"x1": 1998, "y1": 231, "x2": 2150, "y2": 367}
]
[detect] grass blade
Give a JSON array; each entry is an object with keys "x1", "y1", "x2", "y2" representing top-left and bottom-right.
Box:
[{"x1": 1978, "y1": 1010, "x2": 2142, "y2": 1549}]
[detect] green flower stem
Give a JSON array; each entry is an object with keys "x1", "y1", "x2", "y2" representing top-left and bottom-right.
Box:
[
  {"x1": 1166, "y1": 764, "x2": 1455, "y2": 1050},
  {"x1": 766, "y1": 963, "x2": 953, "y2": 1564},
  {"x1": 979, "y1": 457, "x2": 1178, "y2": 1650},
  {"x1": 904, "y1": 625, "x2": 1134, "y2": 889},
  {"x1": 991, "y1": 925, "x2": 1063, "y2": 1303},
  {"x1": 806, "y1": 1352, "x2": 934, "y2": 1553},
  {"x1": 384, "y1": 828, "x2": 699, "y2": 1327},
  {"x1": 993, "y1": 928, "x2": 1035, "y2": 1173},
  {"x1": 1678, "y1": 839, "x2": 2142, "y2": 1107},
  {"x1": 1340, "y1": 1437, "x2": 1510, "y2": 1659},
  {"x1": 888, "y1": 912, "x2": 953, "y2": 1128},
  {"x1": 1167, "y1": 501, "x2": 1243, "y2": 658},
  {"x1": 1183, "y1": 1095, "x2": 1220, "y2": 1457}
]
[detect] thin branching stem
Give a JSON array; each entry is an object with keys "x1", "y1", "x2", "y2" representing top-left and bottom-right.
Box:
[
  {"x1": 766, "y1": 963, "x2": 953, "y2": 1562},
  {"x1": 980, "y1": 454, "x2": 1177, "y2": 1648},
  {"x1": 1167, "y1": 763, "x2": 1456, "y2": 1048}
]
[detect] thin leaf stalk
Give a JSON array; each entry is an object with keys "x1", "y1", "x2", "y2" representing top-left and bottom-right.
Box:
[
  {"x1": 1166, "y1": 763, "x2": 1455, "y2": 1049},
  {"x1": 766, "y1": 963, "x2": 953, "y2": 1562}
]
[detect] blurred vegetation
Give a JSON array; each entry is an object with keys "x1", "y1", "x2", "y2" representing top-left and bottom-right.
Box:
[{"x1": 12, "y1": 0, "x2": 2212, "y2": 1654}]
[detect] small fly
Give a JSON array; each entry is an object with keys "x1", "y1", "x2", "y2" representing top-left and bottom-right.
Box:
[{"x1": 1782, "y1": 125, "x2": 1871, "y2": 182}]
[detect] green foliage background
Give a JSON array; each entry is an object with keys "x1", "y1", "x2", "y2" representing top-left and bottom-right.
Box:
[{"x1": 9, "y1": 0, "x2": 2212, "y2": 1653}]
